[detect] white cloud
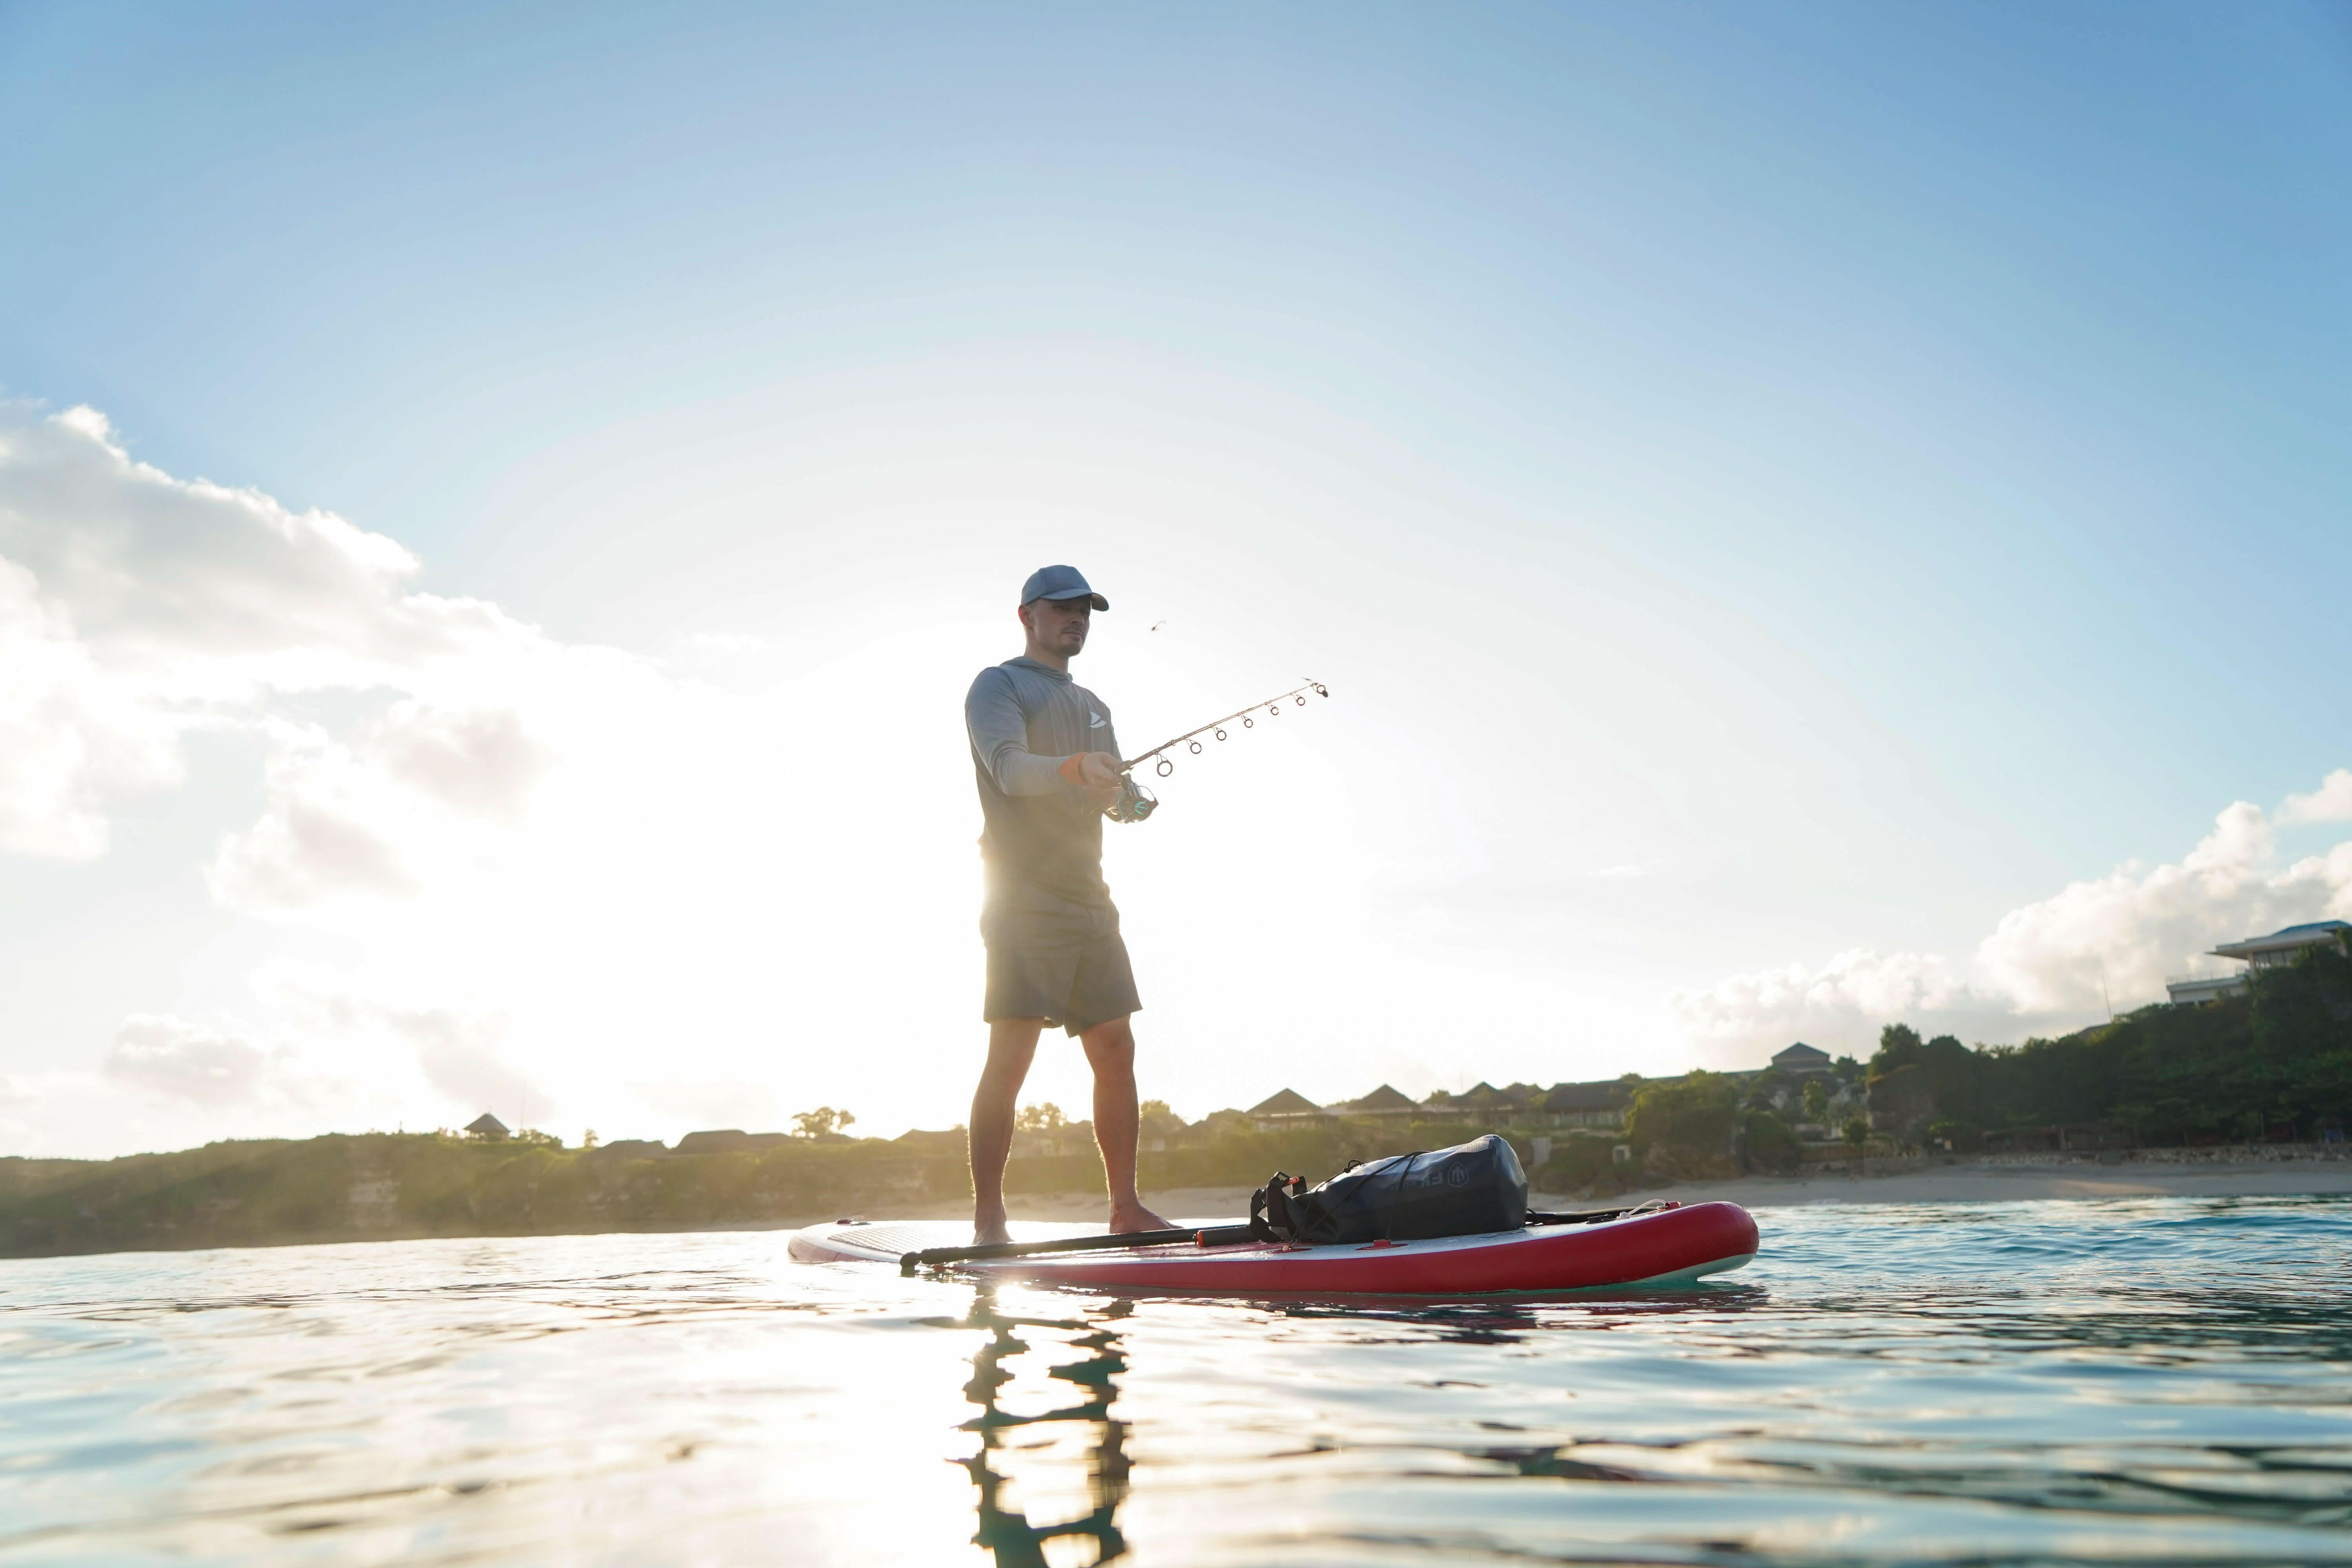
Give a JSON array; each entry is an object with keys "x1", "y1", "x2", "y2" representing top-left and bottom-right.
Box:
[
  {"x1": 205, "y1": 705, "x2": 550, "y2": 913},
  {"x1": 0, "y1": 405, "x2": 682, "y2": 1145},
  {"x1": 0, "y1": 405, "x2": 508, "y2": 668},
  {"x1": 0, "y1": 403, "x2": 548, "y2": 865},
  {"x1": 1673, "y1": 947, "x2": 1983, "y2": 1050},
  {"x1": 104, "y1": 1015, "x2": 273, "y2": 1107},
  {"x1": 208, "y1": 723, "x2": 419, "y2": 909},
  {"x1": 373, "y1": 1006, "x2": 552, "y2": 1126},
  {"x1": 2283, "y1": 769, "x2": 2352, "y2": 826},
  {"x1": 368, "y1": 702, "x2": 547, "y2": 820},
  {"x1": 1972, "y1": 799, "x2": 2338, "y2": 1015},
  {"x1": 1676, "y1": 784, "x2": 2352, "y2": 1057},
  {"x1": 0, "y1": 555, "x2": 183, "y2": 858}
]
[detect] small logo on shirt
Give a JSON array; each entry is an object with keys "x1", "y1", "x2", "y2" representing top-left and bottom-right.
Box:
[{"x1": 1089, "y1": 711, "x2": 1107, "y2": 728}]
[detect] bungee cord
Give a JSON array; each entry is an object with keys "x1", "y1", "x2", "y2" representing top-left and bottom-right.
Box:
[{"x1": 1105, "y1": 679, "x2": 1331, "y2": 823}]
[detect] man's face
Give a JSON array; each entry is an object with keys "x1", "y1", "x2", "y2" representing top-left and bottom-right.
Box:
[{"x1": 1025, "y1": 595, "x2": 1092, "y2": 656}]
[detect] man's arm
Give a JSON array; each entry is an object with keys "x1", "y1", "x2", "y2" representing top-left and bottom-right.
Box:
[{"x1": 966, "y1": 671, "x2": 1120, "y2": 796}]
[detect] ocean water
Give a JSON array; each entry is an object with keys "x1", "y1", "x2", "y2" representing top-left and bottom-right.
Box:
[{"x1": 2, "y1": 1196, "x2": 2347, "y2": 1566}]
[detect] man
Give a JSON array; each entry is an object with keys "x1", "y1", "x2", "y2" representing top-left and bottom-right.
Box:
[{"x1": 964, "y1": 564, "x2": 1171, "y2": 1246}]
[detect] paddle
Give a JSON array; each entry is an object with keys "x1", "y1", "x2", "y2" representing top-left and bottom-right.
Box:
[
  {"x1": 1527, "y1": 1206, "x2": 1652, "y2": 1225},
  {"x1": 898, "y1": 1206, "x2": 1657, "y2": 1272},
  {"x1": 900, "y1": 1225, "x2": 1257, "y2": 1273}
]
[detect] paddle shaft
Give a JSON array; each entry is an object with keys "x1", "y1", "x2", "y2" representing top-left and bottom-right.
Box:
[
  {"x1": 897, "y1": 1207, "x2": 1651, "y2": 1271},
  {"x1": 901, "y1": 1225, "x2": 1256, "y2": 1272}
]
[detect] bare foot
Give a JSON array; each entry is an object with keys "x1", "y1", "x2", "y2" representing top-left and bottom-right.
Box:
[
  {"x1": 1108, "y1": 1200, "x2": 1172, "y2": 1234},
  {"x1": 973, "y1": 1209, "x2": 1013, "y2": 1247}
]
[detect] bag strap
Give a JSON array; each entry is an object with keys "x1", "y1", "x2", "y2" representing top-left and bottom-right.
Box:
[{"x1": 1248, "y1": 1171, "x2": 1307, "y2": 1242}]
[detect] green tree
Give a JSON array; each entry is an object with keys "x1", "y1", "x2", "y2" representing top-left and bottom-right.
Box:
[
  {"x1": 1740, "y1": 1108, "x2": 1802, "y2": 1174},
  {"x1": 1016, "y1": 1103, "x2": 1067, "y2": 1132},
  {"x1": 1867, "y1": 1030, "x2": 1996, "y2": 1142},
  {"x1": 1626, "y1": 1072, "x2": 1740, "y2": 1154},
  {"x1": 1746, "y1": 1068, "x2": 1795, "y2": 1110},
  {"x1": 1802, "y1": 1080, "x2": 1829, "y2": 1123},
  {"x1": 1841, "y1": 1115, "x2": 1870, "y2": 1149},
  {"x1": 792, "y1": 1107, "x2": 856, "y2": 1138},
  {"x1": 1924, "y1": 1117, "x2": 1980, "y2": 1152},
  {"x1": 1873, "y1": 1023, "x2": 1925, "y2": 1073}
]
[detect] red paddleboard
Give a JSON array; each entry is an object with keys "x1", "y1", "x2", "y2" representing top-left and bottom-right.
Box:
[{"x1": 788, "y1": 1201, "x2": 1759, "y2": 1295}]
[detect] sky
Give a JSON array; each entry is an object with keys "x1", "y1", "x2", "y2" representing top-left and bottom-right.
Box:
[{"x1": 1, "y1": 2, "x2": 2348, "y2": 1158}]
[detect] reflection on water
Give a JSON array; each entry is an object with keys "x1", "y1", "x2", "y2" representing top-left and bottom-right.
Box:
[
  {"x1": 961, "y1": 1291, "x2": 1133, "y2": 1565},
  {"x1": 951, "y1": 1285, "x2": 1757, "y2": 1563},
  {"x1": 2, "y1": 1195, "x2": 2351, "y2": 1565}
]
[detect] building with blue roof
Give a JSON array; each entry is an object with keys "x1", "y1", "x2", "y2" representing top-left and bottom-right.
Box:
[{"x1": 2166, "y1": 920, "x2": 2351, "y2": 1005}]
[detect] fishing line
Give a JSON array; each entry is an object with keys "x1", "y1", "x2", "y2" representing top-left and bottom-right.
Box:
[{"x1": 1105, "y1": 679, "x2": 1331, "y2": 823}]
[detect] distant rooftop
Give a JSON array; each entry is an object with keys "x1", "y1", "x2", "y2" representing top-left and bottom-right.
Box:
[
  {"x1": 1542, "y1": 1080, "x2": 1629, "y2": 1112},
  {"x1": 2165, "y1": 974, "x2": 2245, "y2": 1006},
  {"x1": 2212, "y1": 920, "x2": 2351, "y2": 963},
  {"x1": 1249, "y1": 1088, "x2": 1321, "y2": 1116}
]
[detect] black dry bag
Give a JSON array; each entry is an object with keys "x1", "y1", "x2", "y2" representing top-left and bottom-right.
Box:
[{"x1": 1250, "y1": 1133, "x2": 1528, "y2": 1245}]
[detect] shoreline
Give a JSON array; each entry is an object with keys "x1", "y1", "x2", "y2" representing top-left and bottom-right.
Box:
[
  {"x1": 9, "y1": 1153, "x2": 2347, "y2": 1265},
  {"x1": 1585, "y1": 1156, "x2": 2352, "y2": 1211},
  {"x1": 928, "y1": 1154, "x2": 2352, "y2": 1229}
]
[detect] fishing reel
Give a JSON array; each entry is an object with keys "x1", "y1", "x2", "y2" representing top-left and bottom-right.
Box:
[{"x1": 1105, "y1": 773, "x2": 1158, "y2": 824}]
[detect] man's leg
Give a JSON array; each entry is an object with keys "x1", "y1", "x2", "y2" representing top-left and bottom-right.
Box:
[
  {"x1": 970, "y1": 1018, "x2": 1044, "y2": 1245},
  {"x1": 1079, "y1": 1015, "x2": 1171, "y2": 1234}
]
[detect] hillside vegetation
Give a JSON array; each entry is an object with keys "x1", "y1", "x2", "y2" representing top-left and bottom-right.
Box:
[
  {"x1": 0, "y1": 1133, "x2": 969, "y2": 1259},
  {"x1": 1865, "y1": 938, "x2": 2352, "y2": 1148}
]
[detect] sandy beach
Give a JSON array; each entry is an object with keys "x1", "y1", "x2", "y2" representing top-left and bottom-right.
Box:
[
  {"x1": 843, "y1": 1155, "x2": 2352, "y2": 1229},
  {"x1": 1570, "y1": 1156, "x2": 2352, "y2": 1211}
]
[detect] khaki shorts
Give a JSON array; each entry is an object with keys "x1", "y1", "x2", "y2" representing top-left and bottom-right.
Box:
[{"x1": 982, "y1": 902, "x2": 1142, "y2": 1036}]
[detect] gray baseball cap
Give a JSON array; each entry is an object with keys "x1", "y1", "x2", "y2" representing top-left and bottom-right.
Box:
[{"x1": 1020, "y1": 564, "x2": 1109, "y2": 610}]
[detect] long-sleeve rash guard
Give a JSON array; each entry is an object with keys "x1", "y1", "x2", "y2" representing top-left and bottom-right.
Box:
[{"x1": 966, "y1": 656, "x2": 1120, "y2": 910}]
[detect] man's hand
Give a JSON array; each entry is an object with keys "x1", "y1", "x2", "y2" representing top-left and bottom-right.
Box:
[{"x1": 1060, "y1": 751, "x2": 1125, "y2": 790}]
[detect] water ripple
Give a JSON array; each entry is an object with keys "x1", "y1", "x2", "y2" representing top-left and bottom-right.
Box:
[{"x1": 1, "y1": 1196, "x2": 2348, "y2": 1563}]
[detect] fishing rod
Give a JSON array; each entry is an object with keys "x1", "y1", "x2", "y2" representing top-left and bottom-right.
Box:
[{"x1": 1105, "y1": 679, "x2": 1331, "y2": 822}]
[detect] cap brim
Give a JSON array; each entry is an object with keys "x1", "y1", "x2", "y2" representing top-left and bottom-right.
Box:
[{"x1": 1042, "y1": 590, "x2": 1110, "y2": 611}]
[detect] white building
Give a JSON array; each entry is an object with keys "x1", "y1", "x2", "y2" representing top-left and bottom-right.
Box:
[{"x1": 2166, "y1": 920, "x2": 2350, "y2": 1005}]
